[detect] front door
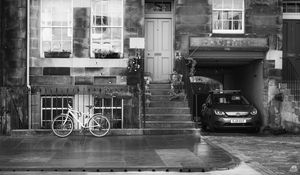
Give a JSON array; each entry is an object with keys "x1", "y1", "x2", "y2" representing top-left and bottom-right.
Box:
[{"x1": 145, "y1": 18, "x2": 172, "y2": 81}]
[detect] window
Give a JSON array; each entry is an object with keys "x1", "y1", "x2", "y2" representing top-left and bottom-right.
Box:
[
  {"x1": 283, "y1": 1, "x2": 300, "y2": 13},
  {"x1": 212, "y1": 0, "x2": 244, "y2": 34},
  {"x1": 41, "y1": 0, "x2": 73, "y2": 57},
  {"x1": 145, "y1": 2, "x2": 172, "y2": 13},
  {"x1": 41, "y1": 96, "x2": 73, "y2": 129},
  {"x1": 91, "y1": 0, "x2": 123, "y2": 58},
  {"x1": 40, "y1": 0, "x2": 124, "y2": 58},
  {"x1": 94, "y1": 97, "x2": 123, "y2": 128},
  {"x1": 213, "y1": 94, "x2": 249, "y2": 105}
]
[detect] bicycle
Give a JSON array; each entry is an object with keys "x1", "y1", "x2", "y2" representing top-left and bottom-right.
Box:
[{"x1": 51, "y1": 104, "x2": 110, "y2": 137}]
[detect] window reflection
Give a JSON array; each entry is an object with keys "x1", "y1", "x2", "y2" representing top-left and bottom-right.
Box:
[
  {"x1": 91, "y1": 0, "x2": 123, "y2": 58},
  {"x1": 145, "y1": 2, "x2": 171, "y2": 13}
]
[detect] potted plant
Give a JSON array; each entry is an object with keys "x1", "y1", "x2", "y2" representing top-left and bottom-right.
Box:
[
  {"x1": 126, "y1": 57, "x2": 142, "y2": 85},
  {"x1": 44, "y1": 50, "x2": 71, "y2": 58}
]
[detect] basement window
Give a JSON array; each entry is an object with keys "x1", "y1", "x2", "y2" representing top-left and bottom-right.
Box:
[
  {"x1": 94, "y1": 97, "x2": 123, "y2": 129},
  {"x1": 212, "y1": 0, "x2": 244, "y2": 34},
  {"x1": 41, "y1": 96, "x2": 73, "y2": 129}
]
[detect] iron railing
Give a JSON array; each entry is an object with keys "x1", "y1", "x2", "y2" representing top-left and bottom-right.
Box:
[
  {"x1": 177, "y1": 58, "x2": 195, "y2": 122},
  {"x1": 282, "y1": 57, "x2": 300, "y2": 81},
  {"x1": 282, "y1": 80, "x2": 300, "y2": 101},
  {"x1": 282, "y1": 57, "x2": 300, "y2": 102}
]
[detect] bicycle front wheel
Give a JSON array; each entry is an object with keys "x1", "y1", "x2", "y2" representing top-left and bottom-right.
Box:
[
  {"x1": 52, "y1": 114, "x2": 74, "y2": 137},
  {"x1": 88, "y1": 114, "x2": 110, "y2": 137}
]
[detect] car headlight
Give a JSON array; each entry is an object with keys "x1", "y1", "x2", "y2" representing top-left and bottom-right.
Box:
[
  {"x1": 214, "y1": 109, "x2": 225, "y2": 116},
  {"x1": 250, "y1": 108, "x2": 257, "y2": 115}
]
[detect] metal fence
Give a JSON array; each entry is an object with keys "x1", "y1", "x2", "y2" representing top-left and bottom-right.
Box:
[{"x1": 282, "y1": 80, "x2": 300, "y2": 101}]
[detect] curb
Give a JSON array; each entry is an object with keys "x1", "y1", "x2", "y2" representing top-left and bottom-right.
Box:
[{"x1": 10, "y1": 129, "x2": 201, "y2": 137}]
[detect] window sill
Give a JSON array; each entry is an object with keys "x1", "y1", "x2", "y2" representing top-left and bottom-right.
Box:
[{"x1": 212, "y1": 30, "x2": 244, "y2": 34}]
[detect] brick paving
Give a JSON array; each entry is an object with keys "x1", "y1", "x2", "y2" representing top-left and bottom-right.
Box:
[{"x1": 202, "y1": 132, "x2": 300, "y2": 175}]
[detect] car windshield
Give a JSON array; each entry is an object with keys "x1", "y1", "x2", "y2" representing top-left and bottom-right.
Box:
[{"x1": 213, "y1": 94, "x2": 249, "y2": 105}]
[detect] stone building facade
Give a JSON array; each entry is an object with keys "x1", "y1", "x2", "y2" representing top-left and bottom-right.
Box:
[{"x1": 1, "y1": 0, "x2": 291, "y2": 133}]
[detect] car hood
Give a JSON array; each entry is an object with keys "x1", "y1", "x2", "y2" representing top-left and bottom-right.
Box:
[{"x1": 214, "y1": 104, "x2": 253, "y2": 112}]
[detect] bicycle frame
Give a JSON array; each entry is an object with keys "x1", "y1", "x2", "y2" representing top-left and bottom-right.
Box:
[
  {"x1": 63, "y1": 106, "x2": 100, "y2": 129},
  {"x1": 67, "y1": 109, "x2": 87, "y2": 128}
]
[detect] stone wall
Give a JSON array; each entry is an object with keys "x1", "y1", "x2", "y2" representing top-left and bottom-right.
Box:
[
  {"x1": 175, "y1": 0, "x2": 282, "y2": 55},
  {"x1": 280, "y1": 86, "x2": 300, "y2": 133},
  {"x1": 28, "y1": 0, "x2": 144, "y2": 129},
  {"x1": 0, "y1": 0, "x2": 28, "y2": 132},
  {"x1": 2, "y1": 0, "x2": 27, "y2": 86}
]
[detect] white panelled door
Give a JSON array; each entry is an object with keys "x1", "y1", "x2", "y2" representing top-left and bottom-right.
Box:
[{"x1": 145, "y1": 18, "x2": 172, "y2": 81}]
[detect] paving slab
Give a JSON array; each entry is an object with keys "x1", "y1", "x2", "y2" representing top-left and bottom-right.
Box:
[{"x1": 0, "y1": 134, "x2": 239, "y2": 173}]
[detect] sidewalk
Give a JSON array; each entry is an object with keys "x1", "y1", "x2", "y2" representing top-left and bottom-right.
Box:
[{"x1": 0, "y1": 134, "x2": 239, "y2": 173}]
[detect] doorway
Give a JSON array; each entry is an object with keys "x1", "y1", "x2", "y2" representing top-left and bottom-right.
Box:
[{"x1": 144, "y1": 1, "x2": 173, "y2": 82}]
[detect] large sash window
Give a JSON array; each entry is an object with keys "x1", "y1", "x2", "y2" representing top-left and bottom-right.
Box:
[{"x1": 212, "y1": 0, "x2": 244, "y2": 34}]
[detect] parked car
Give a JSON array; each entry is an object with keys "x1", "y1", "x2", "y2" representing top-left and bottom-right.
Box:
[{"x1": 201, "y1": 90, "x2": 260, "y2": 132}]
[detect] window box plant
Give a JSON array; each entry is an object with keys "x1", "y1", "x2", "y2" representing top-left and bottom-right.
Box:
[
  {"x1": 94, "y1": 50, "x2": 121, "y2": 59},
  {"x1": 44, "y1": 50, "x2": 71, "y2": 58}
]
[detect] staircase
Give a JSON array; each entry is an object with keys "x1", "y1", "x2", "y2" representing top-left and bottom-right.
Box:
[{"x1": 144, "y1": 82, "x2": 198, "y2": 135}]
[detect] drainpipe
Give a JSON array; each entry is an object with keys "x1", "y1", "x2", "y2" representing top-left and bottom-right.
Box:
[{"x1": 27, "y1": 0, "x2": 32, "y2": 130}]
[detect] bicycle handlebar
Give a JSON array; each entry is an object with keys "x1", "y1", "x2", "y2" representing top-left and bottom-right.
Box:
[{"x1": 68, "y1": 103, "x2": 72, "y2": 109}]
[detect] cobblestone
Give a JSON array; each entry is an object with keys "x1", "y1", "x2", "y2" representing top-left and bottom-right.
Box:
[{"x1": 202, "y1": 132, "x2": 300, "y2": 175}]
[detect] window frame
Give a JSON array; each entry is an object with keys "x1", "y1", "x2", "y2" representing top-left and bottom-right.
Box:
[
  {"x1": 94, "y1": 97, "x2": 124, "y2": 129},
  {"x1": 283, "y1": 0, "x2": 300, "y2": 19},
  {"x1": 41, "y1": 96, "x2": 74, "y2": 129},
  {"x1": 40, "y1": 0, "x2": 74, "y2": 58},
  {"x1": 212, "y1": 0, "x2": 245, "y2": 34},
  {"x1": 90, "y1": 0, "x2": 124, "y2": 58},
  {"x1": 39, "y1": 0, "x2": 124, "y2": 59}
]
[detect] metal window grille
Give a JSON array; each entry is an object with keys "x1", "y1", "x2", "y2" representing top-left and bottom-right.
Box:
[
  {"x1": 94, "y1": 97, "x2": 124, "y2": 129},
  {"x1": 41, "y1": 96, "x2": 74, "y2": 129}
]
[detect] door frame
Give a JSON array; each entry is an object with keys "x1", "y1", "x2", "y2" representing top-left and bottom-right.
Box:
[{"x1": 144, "y1": 0, "x2": 175, "y2": 81}]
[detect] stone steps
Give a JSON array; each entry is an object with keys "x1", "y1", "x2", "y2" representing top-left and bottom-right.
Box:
[
  {"x1": 146, "y1": 107, "x2": 190, "y2": 114},
  {"x1": 149, "y1": 101, "x2": 188, "y2": 107},
  {"x1": 150, "y1": 94, "x2": 186, "y2": 101},
  {"x1": 145, "y1": 82, "x2": 195, "y2": 130},
  {"x1": 145, "y1": 121, "x2": 195, "y2": 128},
  {"x1": 145, "y1": 114, "x2": 192, "y2": 121},
  {"x1": 150, "y1": 89, "x2": 171, "y2": 95}
]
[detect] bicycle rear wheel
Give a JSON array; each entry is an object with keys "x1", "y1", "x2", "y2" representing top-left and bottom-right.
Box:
[
  {"x1": 52, "y1": 114, "x2": 74, "y2": 137},
  {"x1": 88, "y1": 114, "x2": 110, "y2": 137}
]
